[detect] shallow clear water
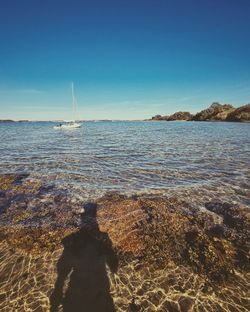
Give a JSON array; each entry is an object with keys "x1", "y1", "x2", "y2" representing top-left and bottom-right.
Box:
[{"x1": 0, "y1": 121, "x2": 250, "y2": 204}]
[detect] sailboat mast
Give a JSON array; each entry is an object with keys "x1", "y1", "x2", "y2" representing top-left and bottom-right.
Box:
[{"x1": 71, "y1": 81, "x2": 76, "y2": 121}]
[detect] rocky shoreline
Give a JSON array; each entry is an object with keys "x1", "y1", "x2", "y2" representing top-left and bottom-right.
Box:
[
  {"x1": 1, "y1": 103, "x2": 250, "y2": 124},
  {"x1": 151, "y1": 103, "x2": 250, "y2": 122},
  {"x1": 0, "y1": 173, "x2": 249, "y2": 311}
]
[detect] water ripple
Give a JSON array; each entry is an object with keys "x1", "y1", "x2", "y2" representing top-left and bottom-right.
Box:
[{"x1": 0, "y1": 121, "x2": 249, "y2": 204}]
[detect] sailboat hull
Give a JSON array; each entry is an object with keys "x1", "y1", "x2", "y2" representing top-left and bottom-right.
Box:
[{"x1": 54, "y1": 123, "x2": 81, "y2": 129}]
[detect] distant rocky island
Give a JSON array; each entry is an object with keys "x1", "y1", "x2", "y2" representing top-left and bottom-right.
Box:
[
  {"x1": 0, "y1": 119, "x2": 15, "y2": 122},
  {"x1": 0, "y1": 119, "x2": 29, "y2": 123},
  {"x1": 1, "y1": 103, "x2": 250, "y2": 123},
  {"x1": 151, "y1": 103, "x2": 250, "y2": 122}
]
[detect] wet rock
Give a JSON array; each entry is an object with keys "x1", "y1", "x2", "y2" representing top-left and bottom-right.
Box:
[
  {"x1": 0, "y1": 190, "x2": 6, "y2": 198},
  {"x1": 0, "y1": 174, "x2": 249, "y2": 311},
  {"x1": 206, "y1": 224, "x2": 225, "y2": 237},
  {"x1": 129, "y1": 298, "x2": 141, "y2": 312},
  {"x1": 164, "y1": 301, "x2": 180, "y2": 312},
  {"x1": 205, "y1": 201, "x2": 250, "y2": 231},
  {"x1": 179, "y1": 297, "x2": 194, "y2": 312},
  {"x1": 0, "y1": 174, "x2": 20, "y2": 190},
  {"x1": 1, "y1": 175, "x2": 249, "y2": 282},
  {"x1": 95, "y1": 194, "x2": 250, "y2": 282}
]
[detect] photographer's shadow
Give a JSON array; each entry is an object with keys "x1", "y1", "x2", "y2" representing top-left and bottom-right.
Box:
[{"x1": 50, "y1": 203, "x2": 118, "y2": 312}]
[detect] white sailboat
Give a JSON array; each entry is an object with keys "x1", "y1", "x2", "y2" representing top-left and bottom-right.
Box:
[{"x1": 54, "y1": 82, "x2": 82, "y2": 129}]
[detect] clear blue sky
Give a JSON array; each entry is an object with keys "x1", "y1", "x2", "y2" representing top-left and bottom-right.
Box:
[{"x1": 0, "y1": 0, "x2": 250, "y2": 120}]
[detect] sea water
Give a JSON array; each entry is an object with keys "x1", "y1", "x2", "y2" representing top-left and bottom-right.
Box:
[{"x1": 0, "y1": 121, "x2": 249, "y2": 206}]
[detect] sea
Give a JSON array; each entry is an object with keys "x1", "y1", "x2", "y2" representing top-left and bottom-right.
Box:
[
  {"x1": 0, "y1": 120, "x2": 250, "y2": 312},
  {"x1": 0, "y1": 120, "x2": 249, "y2": 207}
]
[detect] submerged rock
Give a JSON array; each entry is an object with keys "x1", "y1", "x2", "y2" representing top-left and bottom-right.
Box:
[
  {"x1": 0, "y1": 174, "x2": 249, "y2": 311},
  {"x1": 96, "y1": 194, "x2": 249, "y2": 281}
]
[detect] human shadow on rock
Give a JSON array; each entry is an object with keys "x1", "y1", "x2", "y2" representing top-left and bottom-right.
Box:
[{"x1": 50, "y1": 203, "x2": 118, "y2": 312}]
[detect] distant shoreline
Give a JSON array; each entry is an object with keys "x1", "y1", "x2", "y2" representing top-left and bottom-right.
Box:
[
  {"x1": 150, "y1": 102, "x2": 250, "y2": 122},
  {"x1": 1, "y1": 102, "x2": 249, "y2": 123}
]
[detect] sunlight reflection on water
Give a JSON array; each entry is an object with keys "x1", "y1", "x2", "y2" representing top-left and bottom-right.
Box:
[{"x1": 0, "y1": 121, "x2": 249, "y2": 203}]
